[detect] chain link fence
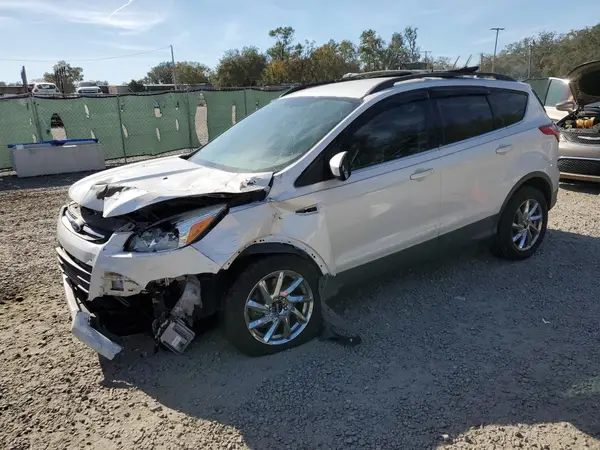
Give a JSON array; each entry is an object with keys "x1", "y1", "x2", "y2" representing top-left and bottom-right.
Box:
[{"x1": 0, "y1": 88, "x2": 284, "y2": 170}]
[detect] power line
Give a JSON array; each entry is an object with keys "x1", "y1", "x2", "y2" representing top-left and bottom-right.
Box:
[{"x1": 0, "y1": 46, "x2": 171, "y2": 63}]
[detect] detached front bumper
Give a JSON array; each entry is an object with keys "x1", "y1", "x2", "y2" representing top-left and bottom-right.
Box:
[
  {"x1": 62, "y1": 275, "x2": 123, "y2": 359},
  {"x1": 56, "y1": 204, "x2": 222, "y2": 358}
]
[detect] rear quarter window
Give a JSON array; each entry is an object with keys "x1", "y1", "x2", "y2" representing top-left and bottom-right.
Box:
[{"x1": 487, "y1": 91, "x2": 528, "y2": 128}]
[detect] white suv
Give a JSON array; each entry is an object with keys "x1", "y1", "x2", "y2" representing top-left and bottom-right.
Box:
[{"x1": 56, "y1": 68, "x2": 559, "y2": 359}]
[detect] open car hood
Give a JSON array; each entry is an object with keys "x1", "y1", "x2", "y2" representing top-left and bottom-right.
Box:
[
  {"x1": 69, "y1": 155, "x2": 272, "y2": 218},
  {"x1": 567, "y1": 60, "x2": 600, "y2": 107}
]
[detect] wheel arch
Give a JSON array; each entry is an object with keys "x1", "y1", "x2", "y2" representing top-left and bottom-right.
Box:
[
  {"x1": 222, "y1": 238, "x2": 332, "y2": 276},
  {"x1": 497, "y1": 172, "x2": 553, "y2": 228}
]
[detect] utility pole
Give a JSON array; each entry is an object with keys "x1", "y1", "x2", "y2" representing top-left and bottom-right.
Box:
[
  {"x1": 527, "y1": 39, "x2": 536, "y2": 78},
  {"x1": 170, "y1": 44, "x2": 178, "y2": 90},
  {"x1": 421, "y1": 50, "x2": 431, "y2": 70},
  {"x1": 490, "y1": 27, "x2": 505, "y2": 72}
]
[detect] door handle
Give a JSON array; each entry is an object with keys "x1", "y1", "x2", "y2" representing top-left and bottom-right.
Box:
[
  {"x1": 496, "y1": 144, "x2": 513, "y2": 154},
  {"x1": 295, "y1": 205, "x2": 319, "y2": 215},
  {"x1": 410, "y1": 168, "x2": 434, "y2": 181}
]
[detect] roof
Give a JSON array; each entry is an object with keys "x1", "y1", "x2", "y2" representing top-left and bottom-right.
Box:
[
  {"x1": 284, "y1": 78, "x2": 388, "y2": 99},
  {"x1": 285, "y1": 76, "x2": 528, "y2": 99}
]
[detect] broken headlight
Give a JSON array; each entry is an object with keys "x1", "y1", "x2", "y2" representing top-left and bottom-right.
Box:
[{"x1": 126, "y1": 205, "x2": 227, "y2": 253}]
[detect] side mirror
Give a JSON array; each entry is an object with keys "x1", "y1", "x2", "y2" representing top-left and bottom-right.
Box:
[
  {"x1": 329, "y1": 151, "x2": 351, "y2": 181},
  {"x1": 556, "y1": 100, "x2": 575, "y2": 112}
]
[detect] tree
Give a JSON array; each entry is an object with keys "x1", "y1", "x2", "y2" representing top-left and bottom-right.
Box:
[
  {"x1": 358, "y1": 29, "x2": 386, "y2": 71},
  {"x1": 128, "y1": 79, "x2": 146, "y2": 92},
  {"x1": 213, "y1": 47, "x2": 267, "y2": 87},
  {"x1": 308, "y1": 40, "x2": 360, "y2": 81},
  {"x1": 266, "y1": 26, "x2": 296, "y2": 61},
  {"x1": 146, "y1": 61, "x2": 173, "y2": 84},
  {"x1": 478, "y1": 25, "x2": 600, "y2": 80},
  {"x1": 403, "y1": 26, "x2": 420, "y2": 62},
  {"x1": 0, "y1": 81, "x2": 5, "y2": 86},
  {"x1": 175, "y1": 61, "x2": 211, "y2": 85},
  {"x1": 432, "y1": 56, "x2": 453, "y2": 71},
  {"x1": 146, "y1": 61, "x2": 210, "y2": 85},
  {"x1": 43, "y1": 60, "x2": 83, "y2": 93},
  {"x1": 89, "y1": 80, "x2": 108, "y2": 86}
]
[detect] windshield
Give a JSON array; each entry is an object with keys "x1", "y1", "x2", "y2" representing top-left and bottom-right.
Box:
[{"x1": 189, "y1": 96, "x2": 360, "y2": 172}]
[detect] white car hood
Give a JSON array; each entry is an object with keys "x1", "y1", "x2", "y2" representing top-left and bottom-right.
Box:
[{"x1": 69, "y1": 155, "x2": 272, "y2": 218}]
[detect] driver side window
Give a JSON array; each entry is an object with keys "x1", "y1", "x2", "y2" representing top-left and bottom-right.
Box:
[{"x1": 347, "y1": 99, "x2": 433, "y2": 171}]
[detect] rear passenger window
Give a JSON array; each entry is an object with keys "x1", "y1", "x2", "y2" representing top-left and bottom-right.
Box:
[
  {"x1": 437, "y1": 96, "x2": 494, "y2": 145},
  {"x1": 488, "y1": 91, "x2": 528, "y2": 128}
]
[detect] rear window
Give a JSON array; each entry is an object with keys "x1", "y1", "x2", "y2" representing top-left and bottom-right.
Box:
[
  {"x1": 488, "y1": 91, "x2": 528, "y2": 128},
  {"x1": 545, "y1": 79, "x2": 572, "y2": 106},
  {"x1": 38, "y1": 83, "x2": 56, "y2": 90},
  {"x1": 437, "y1": 96, "x2": 494, "y2": 145}
]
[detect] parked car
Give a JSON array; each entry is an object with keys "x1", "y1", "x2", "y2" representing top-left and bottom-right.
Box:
[
  {"x1": 526, "y1": 77, "x2": 574, "y2": 122},
  {"x1": 31, "y1": 82, "x2": 60, "y2": 96},
  {"x1": 76, "y1": 82, "x2": 102, "y2": 95},
  {"x1": 56, "y1": 68, "x2": 559, "y2": 360},
  {"x1": 551, "y1": 61, "x2": 600, "y2": 183}
]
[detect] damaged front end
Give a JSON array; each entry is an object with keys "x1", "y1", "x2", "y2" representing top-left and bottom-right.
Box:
[{"x1": 57, "y1": 169, "x2": 270, "y2": 359}]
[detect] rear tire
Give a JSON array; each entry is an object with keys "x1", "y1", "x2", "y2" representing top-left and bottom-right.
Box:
[
  {"x1": 223, "y1": 255, "x2": 322, "y2": 356},
  {"x1": 493, "y1": 186, "x2": 548, "y2": 260}
]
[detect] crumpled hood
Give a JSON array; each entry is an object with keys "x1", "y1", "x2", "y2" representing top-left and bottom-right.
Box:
[
  {"x1": 69, "y1": 155, "x2": 272, "y2": 218},
  {"x1": 567, "y1": 60, "x2": 600, "y2": 106}
]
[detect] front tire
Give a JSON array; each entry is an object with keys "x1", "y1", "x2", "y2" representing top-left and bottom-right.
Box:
[
  {"x1": 493, "y1": 186, "x2": 548, "y2": 260},
  {"x1": 223, "y1": 255, "x2": 322, "y2": 356}
]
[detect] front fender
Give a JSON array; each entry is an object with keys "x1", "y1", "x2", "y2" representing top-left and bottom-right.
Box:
[{"x1": 194, "y1": 201, "x2": 335, "y2": 275}]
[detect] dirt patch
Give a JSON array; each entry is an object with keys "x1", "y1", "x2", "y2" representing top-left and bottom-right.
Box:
[{"x1": 1, "y1": 175, "x2": 600, "y2": 449}]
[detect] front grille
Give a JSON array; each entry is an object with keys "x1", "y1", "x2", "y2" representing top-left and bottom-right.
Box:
[
  {"x1": 57, "y1": 247, "x2": 92, "y2": 294},
  {"x1": 558, "y1": 158, "x2": 600, "y2": 176},
  {"x1": 64, "y1": 205, "x2": 108, "y2": 243}
]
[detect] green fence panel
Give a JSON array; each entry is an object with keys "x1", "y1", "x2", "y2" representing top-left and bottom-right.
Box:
[
  {"x1": 202, "y1": 91, "x2": 246, "y2": 141},
  {"x1": 186, "y1": 91, "x2": 208, "y2": 147},
  {"x1": 244, "y1": 90, "x2": 283, "y2": 119},
  {"x1": 34, "y1": 96, "x2": 124, "y2": 160},
  {"x1": 0, "y1": 97, "x2": 39, "y2": 169},
  {"x1": 119, "y1": 93, "x2": 192, "y2": 158}
]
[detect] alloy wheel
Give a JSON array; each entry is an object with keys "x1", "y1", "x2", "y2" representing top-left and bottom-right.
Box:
[
  {"x1": 243, "y1": 270, "x2": 314, "y2": 345},
  {"x1": 511, "y1": 199, "x2": 544, "y2": 251}
]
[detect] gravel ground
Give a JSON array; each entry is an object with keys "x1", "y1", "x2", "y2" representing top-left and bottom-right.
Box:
[{"x1": 1, "y1": 173, "x2": 600, "y2": 450}]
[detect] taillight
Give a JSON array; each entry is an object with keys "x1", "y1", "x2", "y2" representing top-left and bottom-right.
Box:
[{"x1": 539, "y1": 124, "x2": 560, "y2": 142}]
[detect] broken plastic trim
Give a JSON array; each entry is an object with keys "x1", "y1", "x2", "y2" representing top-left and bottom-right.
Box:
[
  {"x1": 318, "y1": 276, "x2": 362, "y2": 347},
  {"x1": 152, "y1": 276, "x2": 203, "y2": 355}
]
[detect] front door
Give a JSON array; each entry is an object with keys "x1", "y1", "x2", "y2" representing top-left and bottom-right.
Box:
[{"x1": 292, "y1": 91, "x2": 443, "y2": 274}]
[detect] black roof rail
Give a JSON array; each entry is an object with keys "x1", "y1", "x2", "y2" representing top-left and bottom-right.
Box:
[
  {"x1": 280, "y1": 66, "x2": 515, "y2": 98},
  {"x1": 364, "y1": 69, "x2": 516, "y2": 96}
]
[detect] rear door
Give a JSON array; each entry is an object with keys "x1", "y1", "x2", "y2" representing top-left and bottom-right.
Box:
[{"x1": 432, "y1": 87, "x2": 528, "y2": 239}]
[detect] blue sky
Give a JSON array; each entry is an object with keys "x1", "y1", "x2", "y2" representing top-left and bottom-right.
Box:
[{"x1": 0, "y1": 0, "x2": 598, "y2": 84}]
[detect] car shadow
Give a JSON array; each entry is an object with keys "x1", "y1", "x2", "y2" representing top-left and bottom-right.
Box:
[
  {"x1": 560, "y1": 180, "x2": 600, "y2": 195},
  {"x1": 99, "y1": 228, "x2": 600, "y2": 449}
]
